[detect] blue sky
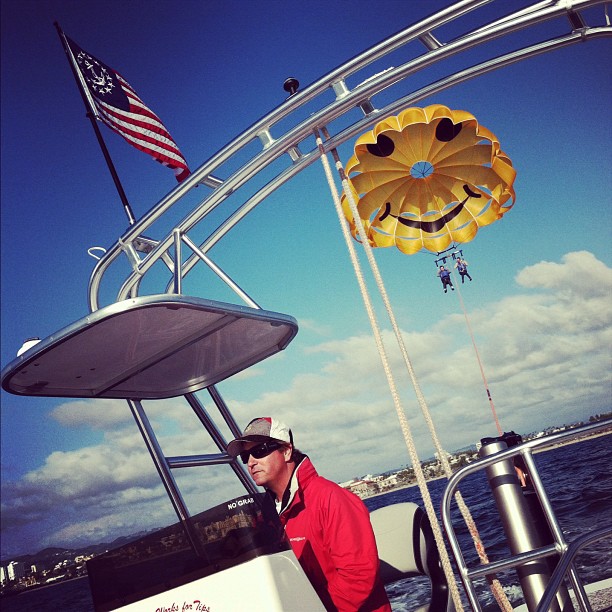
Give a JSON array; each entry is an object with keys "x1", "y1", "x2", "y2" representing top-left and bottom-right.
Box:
[{"x1": 1, "y1": 0, "x2": 611, "y2": 558}]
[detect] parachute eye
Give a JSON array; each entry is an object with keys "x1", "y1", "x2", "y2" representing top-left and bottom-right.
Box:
[
  {"x1": 435, "y1": 117, "x2": 462, "y2": 142},
  {"x1": 366, "y1": 133, "x2": 395, "y2": 157}
]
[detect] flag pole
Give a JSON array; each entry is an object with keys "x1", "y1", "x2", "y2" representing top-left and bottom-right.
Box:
[{"x1": 54, "y1": 22, "x2": 136, "y2": 226}]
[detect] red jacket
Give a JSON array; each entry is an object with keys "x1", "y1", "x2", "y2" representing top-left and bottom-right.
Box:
[{"x1": 277, "y1": 456, "x2": 391, "y2": 612}]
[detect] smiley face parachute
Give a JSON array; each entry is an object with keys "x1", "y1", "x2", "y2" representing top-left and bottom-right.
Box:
[{"x1": 341, "y1": 104, "x2": 516, "y2": 255}]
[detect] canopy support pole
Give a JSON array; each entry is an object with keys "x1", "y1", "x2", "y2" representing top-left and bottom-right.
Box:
[{"x1": 127, "y1": 398, "x2": 209, "y2": 560}]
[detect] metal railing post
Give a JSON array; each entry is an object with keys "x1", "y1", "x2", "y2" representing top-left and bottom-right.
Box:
[
  {"x1": 127, "y1": 398, "x2": 207, "y2": 559},
  {"x1": 479, "y1": 438, "x2": 564, "y2": 611}
]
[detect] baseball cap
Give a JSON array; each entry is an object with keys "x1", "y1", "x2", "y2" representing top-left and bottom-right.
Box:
[{"x1": 227, "y1": 417, "x2": 293, "y2": 457}]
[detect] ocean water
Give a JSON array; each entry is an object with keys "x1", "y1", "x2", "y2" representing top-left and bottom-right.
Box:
[
  {"x1": 365, "y1": 433, "x2": 612, "y2": 611},
  {"x1": 0, "y1": 576, "x2": 95, "y2": 611},
  {"x1": 2, "y1": 434, "x2": 609, "y2": 612}
]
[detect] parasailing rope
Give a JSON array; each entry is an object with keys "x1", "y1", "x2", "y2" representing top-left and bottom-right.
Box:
[
  {"x1": 451, "y1": 268, "x2": 503, "y2": 436},
  {"x1": 315, "y1": 127, "x2": 466, "y2": 610},
  {"x1": 316, "y1": 127, "x2": 513, "y2": 612}
]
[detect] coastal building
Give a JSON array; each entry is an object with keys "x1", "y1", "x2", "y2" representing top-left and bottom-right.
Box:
[
  {"x1": 7, "y1": 560, "x2": 25, "y2": 582},
  {"x1": 342, "y1": 478, "x2": 378, "y2": 498},
  {"x1": 378, "y1": 474, "x2": 399, "y2": 489}
]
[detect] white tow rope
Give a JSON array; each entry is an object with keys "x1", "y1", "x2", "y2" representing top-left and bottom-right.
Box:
[{"x1": 316, "y1": 127, "x2": 513, "y2": 612}]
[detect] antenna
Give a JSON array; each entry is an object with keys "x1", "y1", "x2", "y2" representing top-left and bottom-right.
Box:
[{"x1": 283, "y1": 77, "x2": 299, "y2": 96}]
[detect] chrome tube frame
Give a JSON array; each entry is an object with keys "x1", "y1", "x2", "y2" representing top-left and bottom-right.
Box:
[
  {"x1": 441, "y1": 421, "x2": 611, "y2": 611},
  {"x1": 184, "y1": 390, "x2": 259, "y2": 496},
  {"x1": 535, "y1": 527, "x2": 612, "y2": 612},
  {"x1": 478, "y1": 439, "x2": 571, "y2": 611},
  {"x1": 127, "y1": 399, "x2": 207, "y2": 557},
  {"x1": 87, "y1": 0, "x2": 611, "y2": 313},
  {"x1": 125, "y1": 390, "x2": 259, "y2": 559}
]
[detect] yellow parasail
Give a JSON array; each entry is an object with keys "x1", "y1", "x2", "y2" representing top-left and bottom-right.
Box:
[{"x1": 341, "y1": 104, "x2": 516, "y2": 254}]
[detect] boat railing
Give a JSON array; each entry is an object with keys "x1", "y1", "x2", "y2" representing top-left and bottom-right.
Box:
[
  {"x1": 441, "y1": 420, "x2": 611, "y2": 611},
  {"x1": 86, "y1": 0, "x2": 612, "y2": 313},
  {"x1": 534, "y1": 525, "x2": 612, "y2": 612}
]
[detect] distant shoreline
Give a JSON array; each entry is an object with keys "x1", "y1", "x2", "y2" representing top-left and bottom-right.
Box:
[
  {"x1": 363, "y1": 426, "x2": 611, "y2": 501},
  {"x1": 532, "y1": 427, "x2": 610, "y2": 451},
  {"x1": 1, "y1": 574, "x2": 88, "y2": 599}
]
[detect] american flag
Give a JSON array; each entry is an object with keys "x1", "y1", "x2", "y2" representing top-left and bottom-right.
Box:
[{"x1": 66, "y1": 37, "x2": 190, "y2": 182}]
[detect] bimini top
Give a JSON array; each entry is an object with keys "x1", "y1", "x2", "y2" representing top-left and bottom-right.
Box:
[{"x1": 1, "y1": 295, "x2": 298, "y2": 399}]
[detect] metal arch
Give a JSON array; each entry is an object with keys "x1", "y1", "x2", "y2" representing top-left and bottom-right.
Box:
[
  {"x1": 170, "y1": 25, "x2": 609, "y2": 295},
  {"x1": 88, "y1": 0, "x2": 611, "y2": 312}
]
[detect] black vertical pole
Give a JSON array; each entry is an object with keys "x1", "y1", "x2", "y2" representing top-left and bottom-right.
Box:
[{"x1": 54, "y1": 22, "x2": 136, "y2": 226}]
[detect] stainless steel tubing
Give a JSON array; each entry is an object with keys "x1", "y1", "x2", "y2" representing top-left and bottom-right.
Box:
[{"x1": 479, "y1": 439, "x2": 568, "y2": 612}]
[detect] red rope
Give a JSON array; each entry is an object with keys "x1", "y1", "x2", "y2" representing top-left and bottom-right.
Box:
[{"x1": 453, "y1": 270, "x2": 503, "y2": 436}]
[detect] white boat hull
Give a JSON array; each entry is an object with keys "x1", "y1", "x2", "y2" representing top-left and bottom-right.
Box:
[{"x1": 114, "y1": 549, "x2": 325, "y2": 612}]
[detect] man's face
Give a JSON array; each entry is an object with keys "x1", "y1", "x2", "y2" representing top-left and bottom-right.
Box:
[{"x1": 243, "y1": 441, "x2": 291, "y2": 489}]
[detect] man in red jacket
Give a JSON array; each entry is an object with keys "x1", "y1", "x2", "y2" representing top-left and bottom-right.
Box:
[{"x1": 227, "y1": 417, "x2": 391, "y2": 612}]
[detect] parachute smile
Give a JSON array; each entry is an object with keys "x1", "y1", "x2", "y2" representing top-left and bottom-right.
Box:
[{"x1": 378, "y1": 185, "x2": 481, "y2": 234}]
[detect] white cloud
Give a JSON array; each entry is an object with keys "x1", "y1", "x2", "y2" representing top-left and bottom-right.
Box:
[
  {"x1": 297, "y1": 317, "x2": 334, "y2": 336},
  {"x1": 516, "y1": 251, "x2": 612, "y2": 297},
  {"x1": 229, "y1": 250, "x2": 611, "y2": 478},
  {"x1": 50, "y1": 399, "x2": 135, "y2": 429}
]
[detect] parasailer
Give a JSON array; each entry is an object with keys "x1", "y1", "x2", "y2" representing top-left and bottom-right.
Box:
[
  {"x1": 437, "y1": 265, "x2": 454, "y2": 293},
  {"x1": 455, "y1": 257, "x2": 472, "y2": 283},
  {"x1": 341, "y1": 104, "x2": 516, "y2": 256}
]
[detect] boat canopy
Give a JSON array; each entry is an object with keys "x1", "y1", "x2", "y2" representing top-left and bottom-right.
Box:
[{"x1": 1, "y1": 294, "x2": 298, "y2": 399}]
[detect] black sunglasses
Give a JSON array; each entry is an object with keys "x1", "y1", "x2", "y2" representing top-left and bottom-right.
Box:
[{"x1": 240, "y1": 440, "x2": 284, "y2": 464}]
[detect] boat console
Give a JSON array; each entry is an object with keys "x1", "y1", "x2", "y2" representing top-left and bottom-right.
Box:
[{"x1": 86, "y1": 493, "x2": 321, "y2": 611}]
